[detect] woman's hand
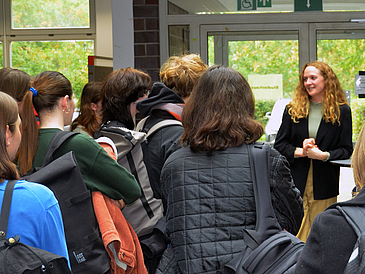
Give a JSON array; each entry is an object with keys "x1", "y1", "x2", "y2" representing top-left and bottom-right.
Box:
[
  {"x1": 302, "y1": 138, "x2": 328, "y2": 160},
  {"x1": 294, "y1": 147, "x2": 306, "y2": 158},
  {"x1": 306, "y1": 146, "x2": 328, "y2": 161},
  {"x1": 303, "y1": 138, "x2": 316, "y2": 155}
]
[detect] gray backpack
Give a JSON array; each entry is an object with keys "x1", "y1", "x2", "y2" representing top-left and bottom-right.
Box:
[{"x1": 95, "y1": 119, "x2": 181, "y2": 237}]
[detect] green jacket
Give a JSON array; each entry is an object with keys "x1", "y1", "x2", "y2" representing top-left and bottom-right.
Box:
[{"x1": 33, "y1": 128, "x2": 141, "y2": 204}]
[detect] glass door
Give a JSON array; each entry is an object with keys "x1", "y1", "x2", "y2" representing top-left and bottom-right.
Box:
[
  {"x1": 202, "y1": 23, "x2": 309, "y2": 101},
  {"x1": 311, "y1": 23, "x2": 365, "y2": 140},
  {"x1": 209, "y1": 30, "x2": 300, "y2": 99}
]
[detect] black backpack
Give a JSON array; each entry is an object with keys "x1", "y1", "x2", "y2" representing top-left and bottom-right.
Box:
[
  {"x1": 0, "y1": 180, "x2": 71, "y2": 273},
  {"x1": 338, "y1": 205, "x2": 365, "y2": 273},
  {"x1": 22, "y1": 131, "x2": 110, "y2": 274},
  {"x1": 224, "y1": 143, "x2": 304, "y2": 274}
]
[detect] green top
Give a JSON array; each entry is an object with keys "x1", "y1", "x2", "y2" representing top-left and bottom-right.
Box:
[
  {"x1": 33, "y1": 128, "x2": 141, "y2": 204},
  {"x1": 308, "y1": 101, "x2": 323, "y2": 138},
  {"x1": 71, "y1": 125, "x2": 91, "y2": 137}
]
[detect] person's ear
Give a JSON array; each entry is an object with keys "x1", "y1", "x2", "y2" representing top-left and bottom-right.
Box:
[
  {"x1": 5, "y1": 125, "x2": 12, "y2": 147},
  {"x1": 61, "y1": 95, "x2": 71, "y2": 113},
  {"x1": 90, "y1": 102, "x2": 97, "y2": 112}
]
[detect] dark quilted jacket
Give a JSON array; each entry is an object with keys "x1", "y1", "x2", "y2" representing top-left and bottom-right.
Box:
[{"x1": 156, "y1": 144, "x2": 303, "y2": 274}]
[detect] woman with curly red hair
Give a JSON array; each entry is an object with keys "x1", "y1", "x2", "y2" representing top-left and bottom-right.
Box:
[{"x1": 274, "y1": 61, "x2": 353, "y2": 242}]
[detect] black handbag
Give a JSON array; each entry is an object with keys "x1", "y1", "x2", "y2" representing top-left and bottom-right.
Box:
[
  {"x1": 224, "y1": 143, "x2": 304, "y2": 274},
  {"x1": 0, "y1": 180, "x2": 71, "y2": 273}
]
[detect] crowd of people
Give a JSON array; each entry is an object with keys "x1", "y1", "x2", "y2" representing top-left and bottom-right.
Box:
[{"x1": 0, "y1": 56, "x2": 361, "y2": 273}]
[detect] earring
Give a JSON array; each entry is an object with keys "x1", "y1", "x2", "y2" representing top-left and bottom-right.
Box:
[{"x1": 64, "y1": 109, "x2": 70, "y2": 115}]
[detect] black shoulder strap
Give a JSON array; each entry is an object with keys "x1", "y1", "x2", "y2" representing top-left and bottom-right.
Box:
[
  {"x1": 337, "y1": 205, "x2": 365, "y2": 237},
  {"x1": 249, "y1": 143, "x2": 281, "y2": 239},
  {"x1": 0, "y1": 180, "x2": 17, "y2": 238},
  {"x1": 42, "y1": 131, "x2": 78, "y2": 167}
]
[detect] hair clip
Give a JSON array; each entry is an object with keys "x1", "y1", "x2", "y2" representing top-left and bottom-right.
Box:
[{"x1": 29, "y1": 87, "x2": 38, "y2": 97}]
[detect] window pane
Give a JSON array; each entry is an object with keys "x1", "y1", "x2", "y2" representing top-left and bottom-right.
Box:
[
  {"x1": 323, "y1": 0, "x2": 365, "y2": 11},
  {"x1": 12, "y1": 0, "x2": 90, "y2": 29},
  {"x1": 317, "y1": 37, "x2": 365, "y2": 140},
  {"x1": 168, "y1": 25, "x2": 190, "y2": 56},
  {"x1": 317, "y1": 34, "x2": 365, "y2": 96},
  {"x1": 11, "y1": 40, "x2": 94, "y2": 98},
  {"x1": 228, "y1": 40, "x2": 299, "y2": 98}
]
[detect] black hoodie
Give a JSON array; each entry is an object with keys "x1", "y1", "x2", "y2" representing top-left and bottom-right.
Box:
[
  {"x1": 135, "y1": 82, "x2": 184, "y2": 201},
  {"x1": 136, "y1": 82, "x2": 184, "y2": 117}
]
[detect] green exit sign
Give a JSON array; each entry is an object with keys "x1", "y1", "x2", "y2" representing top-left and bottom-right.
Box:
[
  {"x1": 258, "y1": 0, "x2": 272, "y2": 8},
  {"x1": 295, "y1": 0, "x2": 323, "y2": 11}
]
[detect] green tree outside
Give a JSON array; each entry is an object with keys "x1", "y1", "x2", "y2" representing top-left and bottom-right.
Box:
[
  {"x1": 6, "y1": 0, "x2": 92, "y2": 100},
  {"x1": 12, "y1": 0, "x2": 89, "y2": 28},
  {"x1": 11, "y1": 40, "x2": 93, "y2": 99},
  {"x1": 229, "y1": 40, "x2": 299, "y2": 98}
]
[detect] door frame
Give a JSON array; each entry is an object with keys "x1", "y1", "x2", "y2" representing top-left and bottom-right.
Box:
[
  {"x1": 201, "y1": 21, "x2": 365, "y2": 71},
  {"x1": 309, "y1": 22, "x2": 365, "y2": 61},
  {"x1": 200, "y1": 23, "x2": 309, "y2": 69},
  {"x1": 159, "y1": 1, "x2": 365, "y2": 67}
]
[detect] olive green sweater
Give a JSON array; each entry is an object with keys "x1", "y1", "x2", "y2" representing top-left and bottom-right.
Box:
[{"x1": 33, "y1": 128, "x2": 141, "y2": 204}]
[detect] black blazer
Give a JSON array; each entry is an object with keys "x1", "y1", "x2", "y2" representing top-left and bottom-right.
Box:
[{"x1": 274, "y1": 104, "x2": 353, "y2": 200}]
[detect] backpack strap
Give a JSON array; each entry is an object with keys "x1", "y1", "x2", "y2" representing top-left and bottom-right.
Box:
[
  {"x1": 0, "y1": 180, "x2": 17, "y2": 238},
  {"x1": 135, "y1": 116, "x2": 149, "y2": 132},
  {"x1": 146, "y1": 120, "x2": 182, "y2": 138},
  {"x1": 0, "y1": 180, "x2": 54, "y2": 273},
  {"x1": 337, "y1": 205, "x2": 365, "y2": 237},
  {"x1": 244, "y1": 143, "x2": 281, "y2": 247},
  {"x1": 42, "y1": 131, "x2": 78, "y2": 167},
  {"x1": 136, "y1": 115, "x2": 182, "y2": 137}
]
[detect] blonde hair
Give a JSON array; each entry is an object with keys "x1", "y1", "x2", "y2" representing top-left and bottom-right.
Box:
[
  {"x1": 288, "y1": 61, "x2": 348, "y2": 124},
  {"x1": 352, "y1": 124, "x2": 365, "y2": 190},
  {"x1": 159, "y1": 54, "x2": 207, "y2": 99}
]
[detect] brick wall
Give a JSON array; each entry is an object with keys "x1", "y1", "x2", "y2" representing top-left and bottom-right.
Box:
[{"x1": 133, "y1": 0, "x2": 160, "y2": 82}]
